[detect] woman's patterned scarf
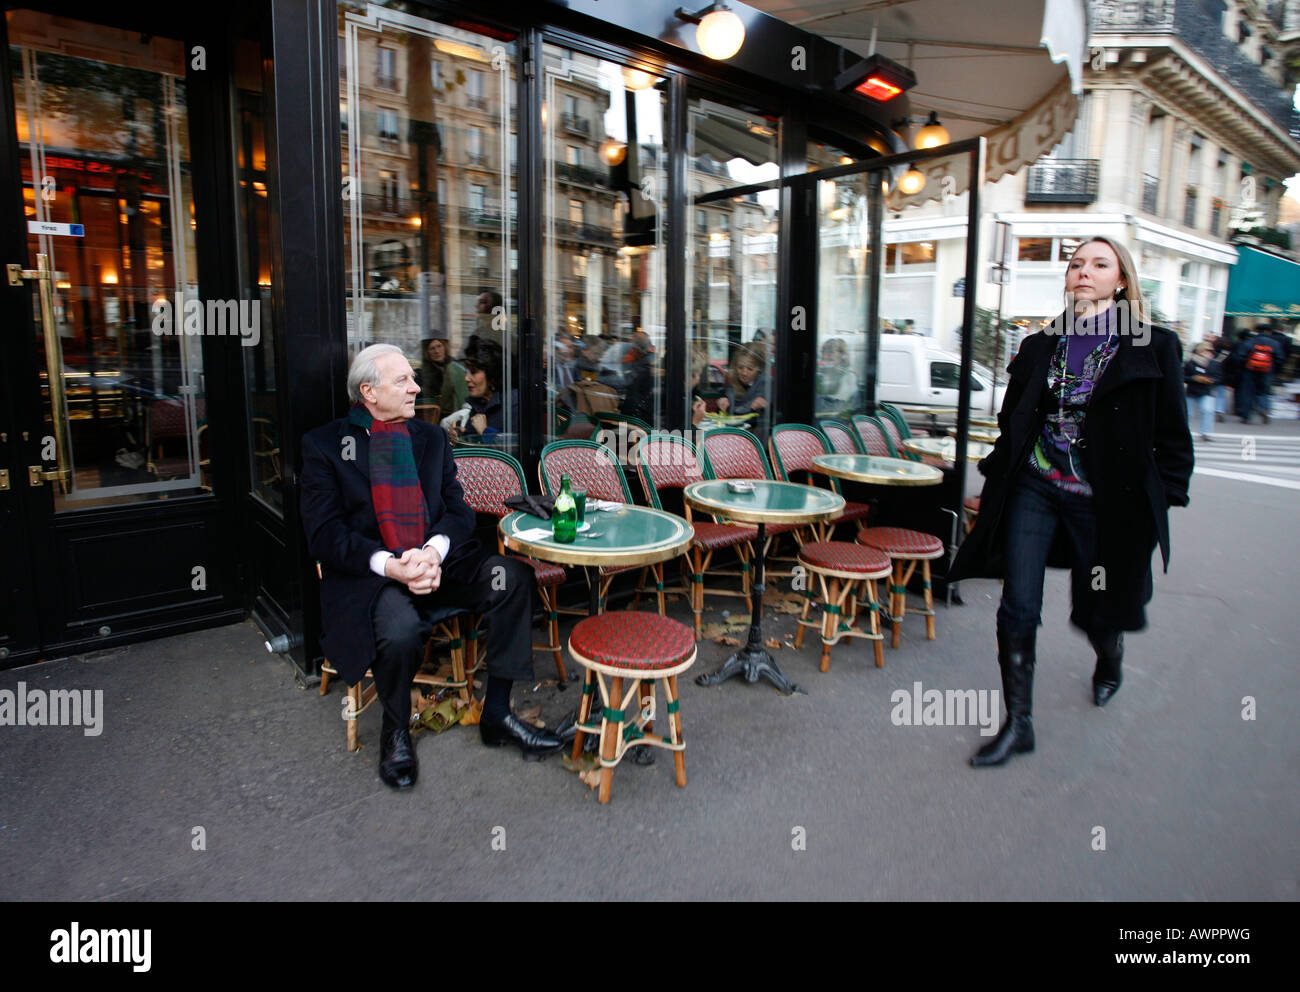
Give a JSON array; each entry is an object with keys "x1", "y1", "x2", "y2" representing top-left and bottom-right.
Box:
[{"x1": 1029, "y1": 327, "x2": 1120, "y2": 495}]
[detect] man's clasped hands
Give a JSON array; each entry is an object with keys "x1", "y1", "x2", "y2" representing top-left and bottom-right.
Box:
[{"x1": 384, "y1": 546, "x2": 444, "y2": 595}]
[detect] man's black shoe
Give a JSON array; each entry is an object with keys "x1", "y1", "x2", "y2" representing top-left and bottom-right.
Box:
[
  {"x1": 480, "y1": 711, "x2": 565, "y2": 758},
  {"x1": 378, "y1": 727, "x2": 418, "y2": 790}
]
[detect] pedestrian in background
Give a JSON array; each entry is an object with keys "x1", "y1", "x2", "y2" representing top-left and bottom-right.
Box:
[
  {"x1": 1184, "y1": 341, "x2": 1220, "y2": 442},
  {"x1": 950, "y1": 236, "x2": 1193, "y2": 768},
  {"x1": 1234, "y1": 322, "x2": 1285, "y2": 424}
]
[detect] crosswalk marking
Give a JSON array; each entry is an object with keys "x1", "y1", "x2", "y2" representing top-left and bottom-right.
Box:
[
  {"x1": 1188, "y1": 435, "x2": 1300, "y2": 489},
  {"x1": 1193, "y1": 467, "x2": 1300, "y2": 491}
]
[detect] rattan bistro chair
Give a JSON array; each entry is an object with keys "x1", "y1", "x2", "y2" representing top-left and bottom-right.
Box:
[
  {"x1": 698, "y1": 427, "x2": 804, "y2": 564},
  {"x1": 769, "y1": 423, "x2": 872, "y2": 540},
  {"x1": 851, "y1": 414, "x2": 900, "y2": 458},
  {"x1": 538, "y1": 439, "x2": 669, "y2": 615},
  {"x1": 453, "y1": 447, "x2": 567, "y2": 681},
  {"x1": 819, "y1": 418, "x2": 865, "y2": 455},
  {"x1": 633, "y1": 432, "x2": 757, "y2": 639},
  {"x1": 315, "y1": 563, "x2": 471, "y2": 752}
]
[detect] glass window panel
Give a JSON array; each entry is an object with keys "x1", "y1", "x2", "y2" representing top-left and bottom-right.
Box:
[
  {"x1": 340, "y1": 2, "x2": 518, "y2": 449},
  {"x1": 543, "y1": 47, "x2": 668, "y2": 441},
  {"x1": 687, "y1": 97, "x2": 779, "y2": 441}
]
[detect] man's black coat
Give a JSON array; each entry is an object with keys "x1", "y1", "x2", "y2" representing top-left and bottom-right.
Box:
[
  {"x1": 299, "y1": 416, "x2": 479, "y2": 684},
  {"x1": 949, "y1": 322, "x2": 1194, "y2": 632}
]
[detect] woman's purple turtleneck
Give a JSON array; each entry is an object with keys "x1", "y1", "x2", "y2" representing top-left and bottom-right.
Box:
[{"x1": 1065, "y1": 303, "x2": 1116, "y2": 374}]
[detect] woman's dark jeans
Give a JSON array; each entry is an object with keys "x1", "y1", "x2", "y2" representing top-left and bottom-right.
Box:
[{"x1": 996, "y1": 469, "x2": 1105, "y2": 639}]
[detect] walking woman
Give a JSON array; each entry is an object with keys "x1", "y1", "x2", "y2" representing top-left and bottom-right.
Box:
[{"x1": 949, "y1": 237, "x2": 1193, "y2": 767}]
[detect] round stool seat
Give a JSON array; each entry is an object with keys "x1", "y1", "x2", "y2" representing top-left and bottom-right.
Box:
[
  {"x1": 963, "y1": 495, "x2": 980, "y2": 512},
  {"x1": 798, "y1": 541, "x2": 891, "y2": 575},
  {"x1": 856, "y1": 526, "x2": 945, "y2": 559},
  {"x1": 569, "y1": 612, "x2": 696, "y2": 672}
]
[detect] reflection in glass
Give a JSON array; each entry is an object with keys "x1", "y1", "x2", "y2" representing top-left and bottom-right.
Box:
[
  {"x1": 542, "y1": 47, "x2": 667, "y2": 444},
  {"x1": 339, "y1": 1, "x2": 518, "y2": 448},
  {"x1": 235, "y1": 39, "x2": 282, "y2": 511},
  {"x1": 687, "y1": 99, "x2": 779, "y2": 441},
  {"x1": 9, "y1": 12, "x2": 204, "y2": 508}
]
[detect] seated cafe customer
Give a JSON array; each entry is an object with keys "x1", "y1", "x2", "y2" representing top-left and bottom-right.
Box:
[{"x1": 299, "y1": 344, "x2": 563, "y2": 791}]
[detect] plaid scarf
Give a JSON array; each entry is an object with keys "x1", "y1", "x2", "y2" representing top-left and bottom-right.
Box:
[{"x1": 348, "y1": 404, "x2": 427, "y2": 554}]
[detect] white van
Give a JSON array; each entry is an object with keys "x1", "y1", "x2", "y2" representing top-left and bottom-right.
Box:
[{"x1": 875, "y1": 335, "x2": 1007, "y2": 415}]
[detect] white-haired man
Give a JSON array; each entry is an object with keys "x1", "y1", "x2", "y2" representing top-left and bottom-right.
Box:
[{"x1": 300, "y1": 344, "x2": 562, "y2": 790}]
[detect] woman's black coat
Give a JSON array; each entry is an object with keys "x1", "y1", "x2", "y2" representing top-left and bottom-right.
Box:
[{"x1": 949, "y1": 322, "x2": 1194, "y2": 632}]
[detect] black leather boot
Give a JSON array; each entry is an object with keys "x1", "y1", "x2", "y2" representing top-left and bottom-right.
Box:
[
  {"x1": 970, "y1": 628, "x2": 1036, "y2": 767},
  {"x1": 1088, "y1": 629, "x2": 1123, "y2": 706}
]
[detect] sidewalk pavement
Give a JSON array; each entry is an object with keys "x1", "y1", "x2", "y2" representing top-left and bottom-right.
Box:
[{"x1": 1, "y1": 431, "x2": 1297, "y2": 901}]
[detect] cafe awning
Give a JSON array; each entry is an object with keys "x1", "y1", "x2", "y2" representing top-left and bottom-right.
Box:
[
  {"x1": 749, "y1": 0, "x2": 1089, "y2": 192},
  {"x1": 1224, "y1": 244, "x2": 1300, "y2": 320}
]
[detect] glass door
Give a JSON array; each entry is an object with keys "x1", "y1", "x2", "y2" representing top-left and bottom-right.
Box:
[{"x1": 9, "y1": 11, "x2": 205, "y2": 508}]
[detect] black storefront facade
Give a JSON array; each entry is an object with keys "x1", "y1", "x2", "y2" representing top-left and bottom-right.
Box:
[{"x1": 0, "y1": 0, "x2": 988, "y2": 678}]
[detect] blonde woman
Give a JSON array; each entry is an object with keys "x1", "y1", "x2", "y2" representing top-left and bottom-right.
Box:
[{"x1": 950, "y1": 236, "x2": 1193, "y2": 766}]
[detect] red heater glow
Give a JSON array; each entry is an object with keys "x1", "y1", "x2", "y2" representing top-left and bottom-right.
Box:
[{"x1": 855, "y1": 76, "x2": 902, "y2": 101}]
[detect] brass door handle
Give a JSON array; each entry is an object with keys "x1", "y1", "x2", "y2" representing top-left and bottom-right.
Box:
[{"x1": 9, "y1": 254, "x2": 70, "y2": 493}]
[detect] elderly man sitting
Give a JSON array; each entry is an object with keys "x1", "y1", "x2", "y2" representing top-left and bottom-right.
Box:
[{"x1": 300, "y1": 344, "x2": 563, "y2": 790}]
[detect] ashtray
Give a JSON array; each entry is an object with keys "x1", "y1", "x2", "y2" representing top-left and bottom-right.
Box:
[{"x1": 726, "y1": 480, "x2": 755, "y2": 494}]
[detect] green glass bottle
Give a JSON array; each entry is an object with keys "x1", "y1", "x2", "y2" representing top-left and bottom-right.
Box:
[{"x1": 553, "y1": 474, "x2": 577, "y2": 543}]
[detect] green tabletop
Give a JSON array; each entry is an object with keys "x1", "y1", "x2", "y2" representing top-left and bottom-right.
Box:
[
  {"x1": 683, "y1": 479, "x2": 844, "y2": 525},
  {"x1": 902, "y1": 436, "x2": 994, "y2": 462},
  {"x1": 501, "y1": 506, "x2": 693, "y2": 568},
  {"x1": 812, "y1": 453, "x2": 942, "y2": 486}
]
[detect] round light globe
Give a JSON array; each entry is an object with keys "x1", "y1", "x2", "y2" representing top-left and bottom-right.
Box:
[{"x1": 696, "y1": 9, "x2": 745, "y2": 60}]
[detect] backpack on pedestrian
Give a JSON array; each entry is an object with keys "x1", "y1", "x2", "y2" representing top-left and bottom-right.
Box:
[{"x1": 1244, "y1": 340, "x2": 1275, "y2": 373}]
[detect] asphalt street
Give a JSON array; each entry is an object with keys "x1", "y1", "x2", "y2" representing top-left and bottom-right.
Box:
[{"x1": 1, "y1": 421, "x2": 1296, "y2": 901}]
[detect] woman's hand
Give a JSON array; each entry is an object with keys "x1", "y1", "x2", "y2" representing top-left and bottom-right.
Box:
[
  {"x1": 470, "y1": 413, "x2": 488, "y2": 435},
  {"x1": 750, "y1": 397, "x2": 768, "y2": 411}
]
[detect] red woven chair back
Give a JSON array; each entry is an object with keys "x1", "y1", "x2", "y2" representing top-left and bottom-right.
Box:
[
  {"x1": 820, "y1": 421, "x2": 862, "y2": 455},
  {"x1": 634, "y1": 434, "x2": 704, "y2": 510},
  {"x1": 700, "y1": 428, "x2": 771, "y2": 481},
  {"x1": 539, "y1": 440, "x2": 631, "y2": 502},
  {"x1": 770, "y1": 424, "x2": 827, "y2": 480},
  {"x1": 454, "y1": 449, "x2": 525, "y2": 518},
  {"x1": 877, "y1": 414, "x2": 906, "y2": 455},
  {"x1": 852, "y1": 415, "x2": 895, "y2": 457}
]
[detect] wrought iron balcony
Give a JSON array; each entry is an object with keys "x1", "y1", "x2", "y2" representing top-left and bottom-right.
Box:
[
  {"x1": 1091, "y1": 0, "x2": 1300, "y2": 138},
  {"x1": 1025, "y1": 159, "x2": 1100, "y2": 203},
  {"x1": 560, "y1": 113, "x2": 590, "y2": 135}
]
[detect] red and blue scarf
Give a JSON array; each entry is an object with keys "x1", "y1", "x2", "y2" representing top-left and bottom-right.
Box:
[{"x1": 349, "y1": 404, "x2": 427, "y2": 554}]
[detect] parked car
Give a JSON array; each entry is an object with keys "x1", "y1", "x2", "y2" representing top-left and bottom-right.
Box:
[{"x1": 876, "y1": 335, "x2": 1007, "y2": 414}]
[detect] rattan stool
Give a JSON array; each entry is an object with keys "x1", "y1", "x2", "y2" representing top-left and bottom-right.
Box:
[
  {"x1": 855, "y1": 526, "x2": 945, "y2": 647},
  {"x1": 795, "y1": 541, "x2": 892, "y2": 670},
  {"x1": 568, "y1": 612, "x2": 697, "y2": 804}
]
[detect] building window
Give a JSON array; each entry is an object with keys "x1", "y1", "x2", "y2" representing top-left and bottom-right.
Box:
[
  {"x1": 377, "y1": 108, "x2": 399, "y2": 141},
  {"x1": 1143, "y1": 110, "x2": 1165, "y2": 214},
  {"x1": 467, "y1": 69, "x2": 486, "y2": 110},
  {"x1": 569, "y1": 199, "x2": 584, "y2": 226},
  {"x1": 1017, "y1": 237, "x2": 1053, "y2": 262},
  {"x1": 469, "y1": 183, "x2": 486, "y2": 213},
  {"x1": 376, "y1": 48, "x2": 397, "y2": 90},
  {"x1": 379, "y1": 170, "x2": 398, "y2": 213},
  {"x1": 467, "y1": 125, "x2": 484, "y2": 166}
]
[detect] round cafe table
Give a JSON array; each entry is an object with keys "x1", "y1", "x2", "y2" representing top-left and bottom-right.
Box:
[
  {"x1": 945, "y1": 426, "x2": 1000, "y2": 444},
  {"x1": 812, "y1": 453, "x2": 943, "y2": 487},
  {"x1": 683, "y1": 479, "x2": 844, "y2": 694},
  {"x1": 902, "y1": 436, "x2": 994, "y2": 463},
  {"x1": 501, "y1": 505, "x2": 693, "y2": 616}
]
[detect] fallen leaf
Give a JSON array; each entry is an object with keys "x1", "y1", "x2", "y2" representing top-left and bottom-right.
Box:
[
  {"x1": 764, "y1": 637, "x2": 783, "y2": 650},
  {"x1": 459, "y1": 696, "x2": 484, "y2": 726},
  {"x1": 579, "y1": 767, "x2": 603, "y2": 790},
  {"x1": 715, "y1": 635, "x2": 743, "y2": 647}
]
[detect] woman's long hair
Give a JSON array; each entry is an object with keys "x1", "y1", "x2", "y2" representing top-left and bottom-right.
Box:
[
  {"x1": 728, "y1": 343, "x2": 765, "y2": 393},
  {"x1": 1071, "y1": 235, "x2": 1149, "y2": 328}
]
